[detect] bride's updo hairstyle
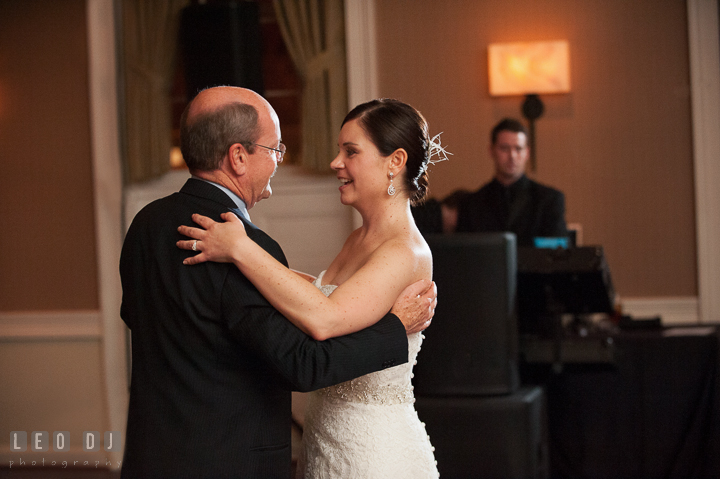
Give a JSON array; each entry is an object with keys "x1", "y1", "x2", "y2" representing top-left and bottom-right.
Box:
[{"x1": 342, "y1": 99, "x2": 431, "y2": 206}]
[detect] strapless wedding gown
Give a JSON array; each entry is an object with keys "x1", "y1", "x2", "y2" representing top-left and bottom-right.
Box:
[{"x1": 296, "y1": 271, "x2": 439, "y2": 478}]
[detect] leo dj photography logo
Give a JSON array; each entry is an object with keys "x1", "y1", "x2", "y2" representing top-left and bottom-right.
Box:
[{"x1": 10, "y1": 431, "x2": 121, "y2": 452}]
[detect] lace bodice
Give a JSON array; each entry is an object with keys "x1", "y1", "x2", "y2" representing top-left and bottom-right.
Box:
[
  {"x1": 312, "y1": 271, "x2": 422, "y2": 405},
  {"x1": 297, "y1": 271, "x2": 438, "y2": 478}
]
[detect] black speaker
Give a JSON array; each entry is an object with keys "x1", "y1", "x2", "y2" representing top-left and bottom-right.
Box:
[
  {"x1": 416, "y1": 387, "x2": 549, "y2": 479},
  {"x1": 414, "y1": 233, "x2": 519, "y2": 396},
  {"x1": 179, "y1": 2, "x2": 264, "y2": 99}
]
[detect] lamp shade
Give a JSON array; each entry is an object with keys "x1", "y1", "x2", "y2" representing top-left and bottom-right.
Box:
[{"x1": 488, "y1": 41, "x2": 570, "y2": 96}]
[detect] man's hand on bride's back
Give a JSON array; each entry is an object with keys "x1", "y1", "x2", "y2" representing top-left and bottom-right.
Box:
[
  {"x1": 177, "y1": 212, "x2": 249, "y2": 265},
  {"x1": 390, "y1": 280, "x2": 437, "y2": 334}
]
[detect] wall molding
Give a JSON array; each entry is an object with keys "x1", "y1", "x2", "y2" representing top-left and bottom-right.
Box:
[
  {"x1": 687, "y1": 0, "x2": 720, "y2": 323},
  {"x1": 0, "y1": 311, "x2": 102, "y2": 341},
  {"x1": 622, "y1": 297, "x2": 699, "y2": 325},
  {"x1": 344, "y1": 0, "x2": 378, "y2": 230},
  {"x1": 86, "y1": 0, "x2": 127, "y2": 468},
  {"x1": 344, "y1": 0, "x2": 379, "y2": 109}
]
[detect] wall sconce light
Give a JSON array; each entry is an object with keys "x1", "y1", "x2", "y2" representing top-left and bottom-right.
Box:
[
  {"x1": 170, "y1": 146, "x2": 186, "y2": 169},
  {"x1": 488, "y1": 40, "x2": 570, "y2": 171}
]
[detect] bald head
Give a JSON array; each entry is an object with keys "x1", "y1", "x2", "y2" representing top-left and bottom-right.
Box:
[
  {"x1": 180, "y1": 87, "x2": 279, "y2": 172},
  {"x1": 187, "y1": 87, "x2": 273, "y2": 125}
]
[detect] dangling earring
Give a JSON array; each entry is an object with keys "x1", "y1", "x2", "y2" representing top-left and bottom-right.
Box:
[{"x1": 387, "y1": 171, "x2": 396, "y2": 196}]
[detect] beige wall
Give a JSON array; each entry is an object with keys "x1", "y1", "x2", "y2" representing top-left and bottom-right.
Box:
[
  {"x1": 375, "y1": 0, "x2": 697, "y2": 299},
  {"x1": 0, "y1": 0, "x2": 99, "y2": 310},
  {"x1": 0, "y1": 0, "x2": 108, "y2": 464}
]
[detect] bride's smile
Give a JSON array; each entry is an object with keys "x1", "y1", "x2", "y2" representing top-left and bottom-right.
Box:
[
  {"x1": 332, "y1": 119, "x2": 400, "y2": 209},
  {"x1": 337, "y1": 176, "x2": 353, "y2": 190}
]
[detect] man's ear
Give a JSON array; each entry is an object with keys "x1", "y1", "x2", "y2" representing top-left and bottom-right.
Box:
[
  {"x1": 389, "y1": 148, "x2": 408, "y2": 176},
  {"x1": 522, "y1": 143, "x2": 531, "y2": 160},
  {"x1": 228, "y1": 143, "x2": 248, "y2": 176}
]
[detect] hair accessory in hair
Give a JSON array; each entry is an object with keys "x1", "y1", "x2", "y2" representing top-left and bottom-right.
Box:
[{"x1": 426, "y1": 132, "x2": 452, "y2": 170}]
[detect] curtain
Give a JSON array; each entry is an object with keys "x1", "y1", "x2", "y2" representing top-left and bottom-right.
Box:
[
  {"x1": 273, "y1": 0, "x2": 348, "y2": 172},
  {"x1": 121, "y1": 0, "x2": 188, "y2": 184}
]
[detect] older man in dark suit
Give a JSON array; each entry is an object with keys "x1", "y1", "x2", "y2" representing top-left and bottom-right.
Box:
[
  {"x1": 456, "y1": 118, "x2": 567, "y2": 246},
  {"x1": 119, "y1": 87, "x2": 435, "y2": 479}
]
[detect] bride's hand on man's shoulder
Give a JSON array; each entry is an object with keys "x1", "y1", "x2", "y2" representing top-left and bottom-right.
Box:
[
  {"x1": 177, "y1": 212, "x2": 248, "y2": 265},
  {"x1": 390, "y1": 279, "x2": 437, "y2": 334}
]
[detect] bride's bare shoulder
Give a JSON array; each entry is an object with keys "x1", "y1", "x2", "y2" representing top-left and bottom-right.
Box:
[{"x1": 374, "y1": 230, "x2": 432, "y2": 272}]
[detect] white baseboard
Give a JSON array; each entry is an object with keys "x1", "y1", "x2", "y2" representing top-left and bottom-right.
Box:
[
  {"x1": 621, "y1": 296, "x2": 699, "y2": 325},
  {"x1": 0, "y1": 311, "x2": 102, "y2": 340}
]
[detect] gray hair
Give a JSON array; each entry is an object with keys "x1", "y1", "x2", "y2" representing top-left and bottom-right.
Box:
[{"x1": 180, "y1": 101, "x2": 260, "y2": 171}]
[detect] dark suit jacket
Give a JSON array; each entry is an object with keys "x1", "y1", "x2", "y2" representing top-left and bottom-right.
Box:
[
  {"x1": 456, "y1": 175, "x2": 567, "y2": 247},
  {"x1": 119, "y1": 178, "x2": 408, "y2": 479}
]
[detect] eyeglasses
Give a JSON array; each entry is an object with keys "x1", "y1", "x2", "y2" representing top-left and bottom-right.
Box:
[{"x1": 251, "y1": 142, "x2": 286, "y2": 162}]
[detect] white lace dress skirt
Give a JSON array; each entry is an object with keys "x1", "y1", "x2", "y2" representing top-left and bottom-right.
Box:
[
  {"x1": 298, "y1": 385, "x2": 438, "y2": 478},
  {"x1": 296, "y1": 272, "x2": 439, "y2": 478}
]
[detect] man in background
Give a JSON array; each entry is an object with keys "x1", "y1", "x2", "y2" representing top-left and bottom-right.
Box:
[
  {"x1": 411, "y1": 189, "x2": 470, "y2": 235},
  {"x1": 456, "y1": 118, "x2": 567, "y2": 246}
]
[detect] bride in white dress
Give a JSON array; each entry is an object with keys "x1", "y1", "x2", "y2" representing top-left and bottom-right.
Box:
[
  {"x1": 301, "y1": 272, "x2": 435, "y2": 478},
  {"x1": 178, "y1": 99, "x2": 446, "y2": 478}
]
